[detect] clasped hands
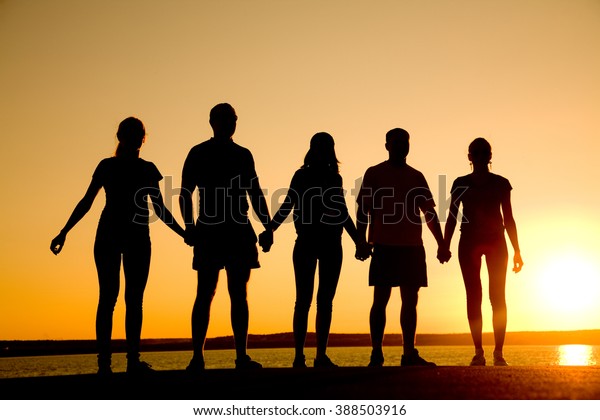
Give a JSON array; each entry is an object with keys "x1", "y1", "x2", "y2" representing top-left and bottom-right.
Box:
[{"x1": 437, "y1": 244, "x2": 452, "y2": 264}]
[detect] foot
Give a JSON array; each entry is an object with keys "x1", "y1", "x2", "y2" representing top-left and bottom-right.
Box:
[
  {"x1": 493, "y1": 351, "x2": 508, "y2": 366},
  {"x1": 235, "y1": 355, "x2": 262, "y2": 370},
  {"x1": 470, "y1": 353, "x2": 486, "y2": 366},
  {"x1": 292, "y1": 355, "x2": 307, "y2": 368},
  {"x1": 97, "y1": 365, "x2": 113, "y2": 377},
  {"x1": 126, "y1": 360, "x2": 155, "y2": 376},
  {"x1": 314, "y1": 355, "x2": 338, "y2": 368},
  {"x1": 400, "y1": 349, "x2": 436, "y2": 367},
  {"x1": 368, "y1": 350, "x2": 384, "y2": 367},
  {"x1": 186, "y1": 357, "x2": 206, "y2": 375}
]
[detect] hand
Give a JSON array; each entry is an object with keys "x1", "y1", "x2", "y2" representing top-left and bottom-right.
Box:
[
  {"x1": 436, "y1": 245, "x2": 452, "y2": 264},
  {"x1": 183, "y1": 226, "x2": 197, "y2": 247},
  {"x1": 50, "y1": 232, "x2": 66, "y2": 255},
  {"x1": 512, "y1": 252, "x2": 523, "y2": 273},
  {"x1": 355, "y1": 242, "x2": 372, "y2": 261},
  {"x1": 258, "y1": 230, "x2": 273, "y2": 252}
]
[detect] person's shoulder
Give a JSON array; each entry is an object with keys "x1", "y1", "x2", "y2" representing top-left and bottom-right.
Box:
[
  {"x1": 405, "y1": 164, "x2": 425, "y2": 176},
  {"x1": 491, "y1": 173, "x2": 512, "y2": 189},
  {"x1": 93, "y1": 157, "x2": 114, "y2": 173}
]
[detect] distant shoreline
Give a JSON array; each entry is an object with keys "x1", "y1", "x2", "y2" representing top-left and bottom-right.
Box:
[{"x1": 2, "y1": 330, "x2": 599, "y2": 358}]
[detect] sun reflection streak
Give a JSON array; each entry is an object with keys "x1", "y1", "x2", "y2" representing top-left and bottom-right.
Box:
[{"x1": 558, "y1": 345, "x2": 596, "y2": 366}]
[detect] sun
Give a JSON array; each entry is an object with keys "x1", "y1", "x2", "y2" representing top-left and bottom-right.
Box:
[{"x1": 538, "y1": 251, "x2": 600, "y2": 316}]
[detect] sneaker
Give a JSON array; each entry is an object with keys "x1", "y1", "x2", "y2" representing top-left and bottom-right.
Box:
[
  {"x1": 493, "y1": 353, "x2": 509, "y2": 366},
  {"x1": 235, "y1": 355, "x2": 262, "y2": 370},
  {"x1": 401, "y1": 349, "x2": 436, "y2": 367},
  {"x1": 186, "y1": 357, "x2": 206, "y2": 375},
  {"x1": 292, "y1": 355, "x2": 307, "y2": 368},
  {"x1": 368, "y1": 350, "x2": 384, "y2": 367},
  {"x1": 470, "y1": 353, "x2": 486, "y2": 366},
  {"x1": 127, "y1": 360, "x2": 155, "y2": 376},
  {"x1": 314, "y1": 355, "x2": 338, "y2": 368},
  {"x1": 97, "y1": 365, "x2": 113, "y2": 377}
]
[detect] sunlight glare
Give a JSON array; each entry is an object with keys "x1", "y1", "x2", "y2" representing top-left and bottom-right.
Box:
[
  {"x1": 538, "y1": 252, "x2": 600, "y2": 316},
  {"x1": 557, "y1": 345, "x2": 595, "y2": 366}
]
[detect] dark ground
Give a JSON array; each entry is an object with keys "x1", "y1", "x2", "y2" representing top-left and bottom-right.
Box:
[{"x1": 1, "y1": 366, "x2": 599, "y2": 400}]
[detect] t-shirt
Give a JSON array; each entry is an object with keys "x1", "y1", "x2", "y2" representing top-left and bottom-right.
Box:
[
  {"x1": 357, "y1": 161, "x2": 435, "y2": 246},
  {"x1": 272, "y1": 167, "x2": 350, "y2": 238},
  {"x1": 93, "y1": 157, "x2": 163, "y2": 229},
  {"x1": 181, "y1": 138, "x2": 264, "y2": 229},
  {"x1": 450, "y1": 173, "x2": 512, "y2": 239}
]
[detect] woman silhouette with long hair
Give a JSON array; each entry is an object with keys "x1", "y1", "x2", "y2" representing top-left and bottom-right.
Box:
[
  {"x1": 50, "y1": 117, "x2": 185, "y2": 375},
  {"x1": 262, "y1": 132, "x2": 370, "y2": 368},
  {"x1": 444, "y1": 138, "x2": 523, "y2": 366}
]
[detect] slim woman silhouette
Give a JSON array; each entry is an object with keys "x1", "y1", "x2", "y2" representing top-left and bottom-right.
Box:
[
  {"x1": 263, "y1": 132, "x2": 369, "y2": 368},
  {"x1": 50, "y1": 117, "x2": 185, "y2": 375},
  {"x1": 444, "y1": 138, "x2": 523, "y2": 366}
]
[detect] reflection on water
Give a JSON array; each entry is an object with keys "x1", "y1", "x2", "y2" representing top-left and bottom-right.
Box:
[
  {"x1": 1, "y1": 345, "x2": 599, "y2": 378},
  {"x1": 558, "y1": 344, "x2": 596, "y2": 366}
]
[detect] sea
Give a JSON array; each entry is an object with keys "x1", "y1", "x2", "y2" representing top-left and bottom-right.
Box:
[{"x1": 0, "y1": 345, "x2": 598, "y2": 379}]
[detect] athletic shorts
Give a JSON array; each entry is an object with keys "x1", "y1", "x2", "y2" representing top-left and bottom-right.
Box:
[
  {"x1": 191, "y1": 223, "x2": 260, "y2": 271},
  {"x1": 368, "y1": 244, "x2": 427, "y2": 288}
]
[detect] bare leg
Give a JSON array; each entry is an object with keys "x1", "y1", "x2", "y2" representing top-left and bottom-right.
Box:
[
  {"x1": 399, "y1": 286, "x2": 419, "y2": 355},
  {"x1": 370, "y1": 286, "x2": 392, "y2": 354},
  {"x1": 191, "y1": 268, "x2": 220, "y2": 364},
  {"x1": 459, "y1": 239, "x2": 484, "y2": 353},
  {"x1": 487, "y1": 239, "x2": 508, "y2": 354},
  {"x1": 226, "y1": 266, "x2": 251, "y2": 360}
]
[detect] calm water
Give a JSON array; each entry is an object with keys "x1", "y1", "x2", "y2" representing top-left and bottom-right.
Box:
[{"x1": 0, "y1": 345, "x2": 598, "y2": 379}]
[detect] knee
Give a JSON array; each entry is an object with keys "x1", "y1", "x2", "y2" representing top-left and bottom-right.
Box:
[
  {"x1": 315, "y1": 298, "x2": 332, "y2": 313},
  {"x1": 294, "y1": 299, "x2": 311, "y2": 314}
]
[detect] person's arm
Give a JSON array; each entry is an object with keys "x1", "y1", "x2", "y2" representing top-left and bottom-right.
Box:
[
  {"x1": 443, "y1": 192, "x2": 460, "y2": 250},
  {"x1": 50, "y1": 177, "x2": 102, "y2": 255},
  {"x1": 424, "y1": 206, "x2": 451, "y2": 264},
  {"x1": 149, "y1": 182, "x2": 186, "y2": 238},
  {"x1": 502, "y1": 192, "x2": 523, "y2": 273},
  {"x1": 179, "y1": 153, "x2": 197, "y2": 246}
]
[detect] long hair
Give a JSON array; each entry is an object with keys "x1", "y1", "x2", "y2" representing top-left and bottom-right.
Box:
[
  {"x1": 302, "y1": 132, "x2": 340, "y2": 173},
  {"x1": 115, "y1": 117, "x2": 145, "y2": 158}
]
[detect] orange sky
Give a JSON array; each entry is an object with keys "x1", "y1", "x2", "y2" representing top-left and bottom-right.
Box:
[{"x1": 1, "y1": 0, "x2": 599, "y2": 340}]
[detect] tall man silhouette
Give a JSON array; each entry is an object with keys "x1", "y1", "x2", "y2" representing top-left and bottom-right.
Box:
[
  {"x1": 180, "y1": 103, "x2": 272, "y2": 372},
  {"x1": 356, "y1": 128, "x2": 450, "y2": 367}
]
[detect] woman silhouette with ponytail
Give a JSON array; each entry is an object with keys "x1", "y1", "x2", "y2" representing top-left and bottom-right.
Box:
[
  {"x1": 51, "y1": 117, "x2": 185, "y2": 376},
  {"x1": 444, "y1": 138, "x2": 523, "y2": 366}
]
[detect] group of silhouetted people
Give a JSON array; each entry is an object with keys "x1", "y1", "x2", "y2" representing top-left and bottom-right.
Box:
[{"x1": 51, "y1": 103, "x2": 523, "y2": 376}]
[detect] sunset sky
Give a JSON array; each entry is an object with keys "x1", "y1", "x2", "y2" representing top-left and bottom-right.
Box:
[{"x1": 1, "y1": 0, "x2": 599, "y2": 341}]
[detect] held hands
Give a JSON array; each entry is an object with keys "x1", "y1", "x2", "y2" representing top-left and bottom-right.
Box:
[
  {"x1": 355, "y1": 241, "x2": 372, "y2": 261},
  {"x1": 50, "y1": 232, "x2": 66, "y2": 255},
  {"x1": 436, "y1": 244, "x2": 452, "y2": 264},
  {"x1": 183, "y1": 226, "x2": 197, "y2": 247},
  {"x1": 512, "y1": 252, "x2": 524, "y2": 273},
  {"x1": 258, "y1": 229, "x2": 273, "y2": 253}
]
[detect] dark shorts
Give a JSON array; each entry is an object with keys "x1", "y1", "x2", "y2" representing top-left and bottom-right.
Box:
[
  {"x1": 192, "y1": 223, "x2": 260, "y2": 271},
  {"x1": 369, "y1": 244, "x2": 427, "y2": 288}
]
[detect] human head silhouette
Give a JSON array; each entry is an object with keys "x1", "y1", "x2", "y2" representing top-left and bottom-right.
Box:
[
  {"x1": 468, "y1": 137, "x2": 492, "y2": 166},
  {"x1": 115, "y1": 117, "x2": 145, "y2": 158},
  {"x1": 303, "y1": 132, "x2": 339, "y2": 172},
  {"x1": 210, "y1": 103, "x2": 237, "y2": 139},
  {"x1": 385, "y1": 128, "x2": 410, "y2": 163}
]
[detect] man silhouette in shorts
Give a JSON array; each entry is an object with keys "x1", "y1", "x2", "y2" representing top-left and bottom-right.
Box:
[
  {"x1": 356, "y1": 128, "x2": 450, "y2": 367},
  {"x1": 180, "y1": 103, "x2": 272, "y2": 372}
]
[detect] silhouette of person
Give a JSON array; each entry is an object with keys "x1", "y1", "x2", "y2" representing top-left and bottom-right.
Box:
[
  {"x1": 50, "y1": 117, "x2": 186, "y2": 376},
  {"x1": 443, "y1": 137, "x2": 523, "y2": 366},
  {"x1": 260, "y1": 133, "x2": 371, "y2": 368},
  {"x1": 356, "y1": 128, "x2": 450, "y2": 367},
  {"x1": 180, "y1": 103, "x2": 272, "y2": 372}
]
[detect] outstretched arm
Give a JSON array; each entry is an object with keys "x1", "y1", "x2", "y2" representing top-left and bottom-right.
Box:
[
  {"x1": 424, "y1": 206, "x2": 451, "y2": 263},
  {"x1": 443, "y1": 193, "x2": 460, "y2": 250},
  {"x1": 50, "y1": 178, "x2": 102, "y2": 255},
  {"x1": 355, "y1": 202, "x2": 372, "y2": 261},
  {"x1": 149, "y1": 182, "x2": 186, "y2": 238},
  {"x1": 502, "y1": 192, "x2": 523, "y2": 273}
]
